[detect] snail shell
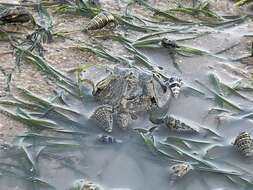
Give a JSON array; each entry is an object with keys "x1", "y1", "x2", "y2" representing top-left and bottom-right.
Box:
[
  {"x1": 90, "y1": 105, "x2": 113, "y2": 133},
  {"x1": 86, "y1": 12, "x2": 115, "y2": 30},
  {"x1": 234, "y1": 132, "x2": 253, "y2": 157},
  {"x1": 164, "y1": 115, "x2": 199, "y2": 133},
  {"x1": 166, "y1": 76, "x2": 182, "y2": 99}
]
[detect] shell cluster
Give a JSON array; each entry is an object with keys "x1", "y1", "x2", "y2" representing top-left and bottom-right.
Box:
[
  {"x1": 86, "y1": 11, "x2": 115, "y2": 31},
  {"x1": 0, "y1": 6, "x2": 32, "y2": 24},
  {"x1": 233, "y1": 132, "x2": 253, "y2": 157}
]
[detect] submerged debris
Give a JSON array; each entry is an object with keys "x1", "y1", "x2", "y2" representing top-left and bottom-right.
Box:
[
  {"x1": 90, "y1": 105, "x2": 113, "y2": 133},
  {"x1": 161, "y1": 38, "x2": 180, "y2": 49},
  {"x1": 251, "y1": 41, "x2": 253, "y2": 57},
  {"x1": 0, "y1": 6, "x2": 33, "y2": 24},
  {"x1": 70, "y1": 179, "x2": 132, "y2": 190},
  {"x1": 86, "y1": 11, "x2": 116, "y2": 31},
  {"x1": 88, "y1": 66, "x2": 172, "y2": 132},
  {"x1": 233, "y1": 132, "x2": 253, "y2": 157},
  {"x1": 88, "y1": 0, "x2": 101, "y2": 7},
  {"x1": 169, "y1": 162, "x2": 193, "y2": 182},
  {"x1": 115, "y1": 112, "x2": 131, "y2": 130},
  {"x1": 96, "y1": 134, "x2": 122, "y2": 144}
]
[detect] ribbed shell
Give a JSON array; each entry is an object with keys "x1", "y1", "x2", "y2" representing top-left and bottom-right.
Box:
[
  {"x1": 166, "y1": 77, "x2": 182, "y2": 98},
  {"x1": 96, "y1": 134, "x2": 122, "y2": 144},
  {"x1": 169, "y1": 162, "x2": 192, "y2": 183},
  {"x1": 90, "y1": 105, "x2": 113, "y2": 133},
  {"x1": 165, "y1": 115, "x2": 198, "y2": 133},
  {"x1": 0, "y1": 7, "x2": 31, "y2": 23},
  {"x1": 86, "y1": 12, "x2": 115, "y2": 30},
  {"x1": 234, "y1": 132, "x2": 253, "y2": 157}
]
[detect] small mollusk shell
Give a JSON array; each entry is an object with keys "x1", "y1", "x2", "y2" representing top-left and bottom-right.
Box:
[
  {"x1": 96, "y1": 134, "x2": 122, "y2": 144},
  {"x1": 90, "y1": 105, "x2": 113, "y2": 133},
  {"x1": 164, "y1": 115, "x2": 199, "y2": 133},
  {"x1": 86, "y1": 11, "x2": 115, "y2": 30},
  {"x1": 166, "y1": 77, "x2": 182, "y2": 98},
  {"x1": 234, "y1": 132, "x2": 253, "y2": 157},
  {"x1": 70, "y1": 179, "x2": 104, "y2": 190},
  {"x1": 170, "y1": 162, "x2": 192, "y2": 178}
]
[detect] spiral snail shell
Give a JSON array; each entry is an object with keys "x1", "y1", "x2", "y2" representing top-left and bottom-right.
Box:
[
  {"x1": 164, "y1": 115, "x2": 199, "y2": 133},
  {"x1": 86, "y1": 12, "x2": 115, "y2": 31},
  {"x1": 233, "y1": 132, "x2": 253, "y2": 157},
  {"x1": 166, "y1": 77, "x2": 182, "y2": 99},
  {"x1": 90, "y1": 105, "x2": 113, "y2": 133}
]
